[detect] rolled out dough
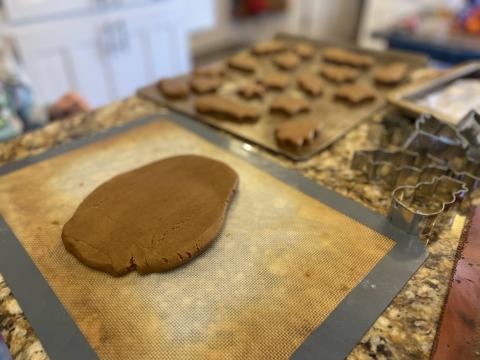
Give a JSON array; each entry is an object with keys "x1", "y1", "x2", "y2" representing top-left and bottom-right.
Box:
[{"x1": 62, "y1": 155, "x2": 238, "y2": 276}]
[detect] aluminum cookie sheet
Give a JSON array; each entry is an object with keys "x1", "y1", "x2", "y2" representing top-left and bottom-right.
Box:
[
  {"x1": 0, "y1": 119, "x2": 397, "y2": 359},
  {"x1": 138, "y1": 35, "x2": 427, "y2": 161}
]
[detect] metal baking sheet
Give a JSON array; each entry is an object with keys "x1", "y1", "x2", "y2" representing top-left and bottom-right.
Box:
[
  {"x1": 138, "y1": 34, "x2": 427, "y2": 161},
  {"x1": 0, "y1": 112, "x2": 428, "y2": 360},
  {"x1": 389, "y1": 62, "x2": 480, "y2": 125}
]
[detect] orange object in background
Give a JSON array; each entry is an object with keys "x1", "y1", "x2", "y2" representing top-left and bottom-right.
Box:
[{"x1": 465, "y1": 8, "x2": 480, "y2": 33}]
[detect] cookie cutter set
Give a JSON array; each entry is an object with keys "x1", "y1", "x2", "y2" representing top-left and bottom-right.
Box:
[{"x1": 352, "y1": 110, "x2": 480, "y2": 239}]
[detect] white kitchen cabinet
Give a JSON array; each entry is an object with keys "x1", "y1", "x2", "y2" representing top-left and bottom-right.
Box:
[
  {"x1": 9, "y1": 1, "x2": 192, "y2": 108},
  {"x1": 3, "y1": 0, "x2": 96, "y2": 22}
]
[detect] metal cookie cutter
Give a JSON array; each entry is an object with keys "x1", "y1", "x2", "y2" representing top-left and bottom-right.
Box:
[
  {"x1": 458, "y1": 110, "x2": 480, "y2": 159},
  {"x1": 414, "y1": 113, "x2": 468, "y2": 147},
  {"x1": 351, "y1": 149, "x2": 446, "y2": 190},
  {"x1": 388, "y1": 176, "x2": 468, "y2": 237},
  {"x1": 367, "y1": 110, "x2": 415, "y2": 148},
  {"x1": 352, "y1": 113, "x2": 480, "y2": 238}
]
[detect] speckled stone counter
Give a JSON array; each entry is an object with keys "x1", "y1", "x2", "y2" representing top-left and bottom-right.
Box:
[{"x1": 0, "y1": 96, "x2": 466, "y2": 359}]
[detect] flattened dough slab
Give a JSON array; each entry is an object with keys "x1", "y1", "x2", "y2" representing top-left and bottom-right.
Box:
[{"x1": 62, "y1": 155, "x2": 238, "y2": 276}]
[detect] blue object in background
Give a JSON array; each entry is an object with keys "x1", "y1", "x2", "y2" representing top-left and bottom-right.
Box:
[
  {"x1": 379, "y1": 30, "x2": 480, "y2": 65},
  {"x1": 0, "y1": 334, "x2": 12, "y2": 360}
]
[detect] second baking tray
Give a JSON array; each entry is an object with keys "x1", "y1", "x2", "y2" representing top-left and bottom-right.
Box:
[
  {"x1": 389, "y1": 61, "x2": 480, "y2": 125},
  {"x1": 138, "y1": 33, "x2": 427, "y2": 161}
]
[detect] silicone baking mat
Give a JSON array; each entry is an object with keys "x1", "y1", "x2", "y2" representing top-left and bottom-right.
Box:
[
  {"x1": 0, "y1": 113, "x2": 427, "y2": 360},
  {"x1": 138, "y1": 34, "x2": 427, "y2": 161}
]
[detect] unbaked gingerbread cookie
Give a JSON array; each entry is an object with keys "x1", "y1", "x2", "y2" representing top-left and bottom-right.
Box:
[
  {"x1": 334, "y1": 84, "x2": 376, "y2": 104},
  {"x1": 259, "y1": 73, "x2": 290, "y2": 90},
  {"x1": 322, "y1": 47, "x2": 374, "y2": 68},
  {"x1": 193, "y1": 64, "x2": 225, "y2": 78},
  {"x1": 196, "y1": 95, "x2": 260, "y2": 122},
  {"x1": 158, "y1": 77, "x2": 190, "y2": 98},
  {"x1": 276, "y1": 117, "x2": 322, "y2": 147},
  {"x1": 228, "y1": 54, "x2": 259, "y2": 73},
  {"x1": 320, "y1": 64, "x2": 360, "y2": 83},
  {"x1": 293, "y1": 42, "x2": 316, "y2": 59},
  {"x1": 252, "y1": 40, "x2": 287, "y2": 55},
  {"x1": 270, "y1": 95, "x2": 310, "y2": 116},
  {"x1": 373, "y1": 62, "x2": 408, "y2": 85},
  {"x1": 273, "y1": 52, "x2": 301, "y2": 70},
  {"x1": 190, "y1": 77, "x2": 223, "y2": 94},
  {"x1": 238, "y1": 82, "x2": 265, "y2": 99},
  {"x1": 297, "y1": 74, "x2": 324, "y2": 97}
]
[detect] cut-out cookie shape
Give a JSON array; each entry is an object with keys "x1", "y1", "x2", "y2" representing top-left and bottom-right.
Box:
[
  {"x1": 320, "y1": 64, "x2": 360, "y2": 83},
  {"x1": 190, "y1": 77, "x2": 223, "y2": 94},
  {"x1": 322, "y1": 47, "x2": 374, "y2": 68},
  {"x1": 270, "y1": 95, "x2": 310, "y2": 116},
  {"x1": 196, "y1": 95, "x2": 260, "y2": 122},
  {"x1": 62, "y1": 155, "x2": 238, "y2": 276},
  {"x1": 334, "y1": 84, "x2": 377, "y2": 104},
  {"x1": 193, "y1": 64, "x2": 225, "y2": 78},
  {"x1": 238, "y1": 82, "x2": 265, "y2": 99},
  {"x1": 373, "y1": 62, "x2": 408, "y2": 85},
  {"x1": 273, "y1": 52, "x2": 301, "y2": 70},
  {"x1": 158, "y1": 77, "x2": 190, "y2": 98},
  {"x1": 251, "y1": 40, "x2": 287, "y2": 55},
  {"x1": 293, "y1": 42, "x2": 316, "y2": 59},
  {"x1": 228, "y1": 54, "x2": 259, "y2": 73},
  {"x1": 259, "y1": 73, "x2": 290, "y2": 90},
  {"x1": 276, "y1": 117, "x2": 322, "y2": 147},
  {"x1": 297, "y1": 74, "x2": 324, "y2": 97}
]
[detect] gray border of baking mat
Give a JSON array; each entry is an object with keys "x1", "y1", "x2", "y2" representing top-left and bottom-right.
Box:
[{"x1": 0, "y1": 111, "x2": 428, "y2": 360}]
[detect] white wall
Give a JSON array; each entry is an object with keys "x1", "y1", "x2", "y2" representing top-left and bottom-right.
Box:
[
  {"x1": 358, "y1": 0, "x2": 465, "y2": 49},
  {"x1": 190, "y1": 0, "x2": 362, "y2": 55}
]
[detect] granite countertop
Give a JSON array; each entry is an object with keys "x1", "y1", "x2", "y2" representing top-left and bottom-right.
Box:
[{"x1": 0, "y1": 96, "x2": 465, "y2": 359}]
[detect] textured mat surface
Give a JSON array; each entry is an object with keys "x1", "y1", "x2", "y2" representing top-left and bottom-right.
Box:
[{"x1": 0, "y1": 119, "x2": 394, "y2": 359}]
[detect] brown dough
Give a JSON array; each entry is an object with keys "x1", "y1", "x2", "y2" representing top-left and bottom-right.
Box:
[
  {"x1": 276, "y1": 117, "x2": 322, "y2": 147},
  {"x1": 320, "y1": 64, "x2": 360, "y2": 83},
  {"x1": 196, "y1": 95, "x2": 260, "y2": 122},
  {"x1": 293, "y1": 42, "x2": 316, "y2": 59},
  {"x1": 158, "y1": 78, "x2": 189, "y2": 98},
  {"x1": 62, "y1": 155, "x2": 239, "y2": 276},
  {"x1": 228, "y1": 54, "x2": 259, "y2": 73},
  {"x1": 297, "y1": 74, "x2": 323, "y2": 97},
  {"x1": 251, "y1": 40, "x2": 287, "y2": 55},
  {"x1": 259, "y1": 73, "x2": 290, "y2": 90},
  {"x1": 334, "y1": 84, "x2": 376, "y2": 104},
  {"x1": 238, "y1": 82, "x2": 265, "y2": 99},
  {"x1": 193, "y1": 65, "x2": 225, "y2": 78},
  {"x1": 322, "y1": 47, "x2": 374, "y2": 68},
  {"x1": 190, "y1": 77, "x2": 223, "y2": 94},
  {"x1": 270, "y1": 95, "x2": 310, "y2": 116},
  {"x1": 373, "y1": 62, "x2": 408, "y2": 85},
  {"x1": 273, "y1": 52, "x2": 301, "y2": 70}
]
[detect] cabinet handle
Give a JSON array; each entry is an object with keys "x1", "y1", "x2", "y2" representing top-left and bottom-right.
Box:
[
  {"x1": 98, "y1": 22, "x2": 115, "y2": 55},
  {"x1": 114, "y1": 20, "x2": 129, "y2": 53}
]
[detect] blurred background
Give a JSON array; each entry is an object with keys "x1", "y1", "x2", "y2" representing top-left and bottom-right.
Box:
[{"x1": 0, "y1": 0, "x2": 479, "y2": 135}]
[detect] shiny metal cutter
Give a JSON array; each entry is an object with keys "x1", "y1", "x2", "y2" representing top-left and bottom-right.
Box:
[{"x1": 352, "y1": 113, "x2": 480, "y2": 238}]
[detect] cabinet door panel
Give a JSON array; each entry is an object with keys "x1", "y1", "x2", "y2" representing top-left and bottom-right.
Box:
[
  {"x1": 14, "y1": 20, "x2": 113, "y2": 107},
  {"x1": 108, "y1": 27, "x2": 150, "y2": 99},
  {"x1": 69, "y1": 42, "x2": 112, "y2": 108},
  {"x1": 10, "y1": 1, "x2": 193, "y2": 107},
  {"x1": 28, "y1": 50, "x2": 71, "y2": 104},
  {"x1": 4, "y1": 0, "x2": 94, "y2": 21},
  {"x1": 135, "y1": 20, "x2": 191, "y2": 79}
]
